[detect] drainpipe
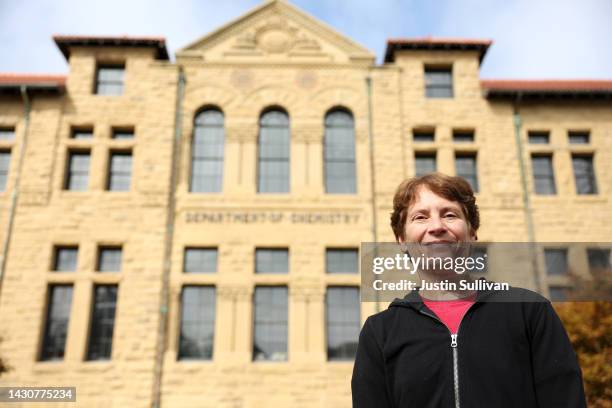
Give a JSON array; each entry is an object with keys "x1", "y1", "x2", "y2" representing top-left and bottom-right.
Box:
[
  {"x1": 152, "y1": 66, "x2": 186, "y2": 408},
  {"x1": 365, "y1": 75, "x2": 380, "y2": 312},
  {"x1": 512, "y1": 97, "x2": 542, "y2": 293},
  {"x1": 0, "y1": 86, "x2": 31, "y2": 299}
]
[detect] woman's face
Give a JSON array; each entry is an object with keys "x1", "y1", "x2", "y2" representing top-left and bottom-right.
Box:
[{"x1": 400, "y1": 186, "x2": 475, "y2": 245}]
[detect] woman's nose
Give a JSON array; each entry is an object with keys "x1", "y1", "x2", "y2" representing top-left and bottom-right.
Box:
[{"x1": 427, "y1": 216, "x2": 446, "y2": 234}]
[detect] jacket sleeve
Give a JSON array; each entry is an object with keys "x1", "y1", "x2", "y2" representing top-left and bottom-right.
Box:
[
  {"x1": 528, "y1": 300, "x2": 587, "y2": 408},
  {"x1": 351, "y1": 316, "x2": 393, "y2": 408}
]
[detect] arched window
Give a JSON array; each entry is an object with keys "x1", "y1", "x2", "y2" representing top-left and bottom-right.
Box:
[
  {"x1": 190, "y1": 109, "x2": 224, "y2": 192},
  {"x1": 258, "y1": 109, "x2": 290, "y2": 193},
  {"x1": 324, "y1": 109, "x2": 356, "y2": 193}
]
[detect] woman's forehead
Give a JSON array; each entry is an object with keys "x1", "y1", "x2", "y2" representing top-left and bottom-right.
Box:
[{"x1": 408, "y1": 187, "x2": 462, "y2": 212}]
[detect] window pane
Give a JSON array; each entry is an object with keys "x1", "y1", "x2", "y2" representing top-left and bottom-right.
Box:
[
  {"x1": 98, "y1": 247, "x2": 122, "y2": 272},
  {"x1": 528, "y1": 131, "x2": 549, "y2": 144},
  {"x1": 572, "y1": 155, "x2": 597, "y2": 195},
  {"x1": 453, "y1": 131, "x2": 474, "y2": 142},
  {"x1": 455, "y1": 154, "x2": 479, "y2": 192},
  {"x1": 0, "y1": 151, "x2": 10, "y2": 191},
  {"x1": 184, "y1": 248, "x2": 217, "y2": 273},
  {"x1": 40, "y1": 285, "x2": 73, "y2": 361},
  {"x1": 191, "y1": 110, "x2": 224, "y2": 193},
  {"x1": 253, "y1": 287, "x2": 288, "y2": 361},
  {"x1": 326, "y1": 287, "x2": 360, "y2": 360},
  {"x1": 108, "y1": 152, "x2": 132, "y2": 191},
  {"x1": 96, "y1": 67, "x2": 125, "y2": 96},
  {"x1": 415, "y1": 154, "x2": 436, "y2": 177},
  {"x1": 87, "y1": 285, "x2": 118, "y2": 360},
  {"x1": 256, "y1": 249, "x2": 288, "y2": 274},
  {"x1": 71, "y1": 129, "x2": 93, "y2": 139},
  {"x1": 179, "y1": 286, "x2": 215, "y2": 360},
  {"x1": 413, "y1": 131, "x2": 434, "y2": 142},
  {"x1": 258, "y1": 110, "x2": 289, "y2": 193},
  {"x1": 0, "y1": 129, "x2": 15, "y2": 140},
  {"x1": 54, "y1": 247, "x2": 78, "y2": 272},
  {"x1": 112, "y1": 130, "x2": 134, "y2": 139},
  {"x1": 425, "y1": 68, "x2": 453, "y2": 98},
  {"x1": 531, "y1": 155, "x2": 556, "y2": 195},
  {"x1": 66, "y1": 152, "x2": 90, "y2": 191},
  {"x1": 325, "y1": 111, "x2": 356, "y2": 194},
  {"x1": 544, "y1": 248, "x2": 568, "y2": 276},
  {"x1": 587, "y1": 248, "x2": 611, "y2": 274},
  {"x1": 568, "y1": 131, "x2": 589, "y2": 144},
  {"x1": 326, "y1": 249, "x2": 359, "y2": 274}
]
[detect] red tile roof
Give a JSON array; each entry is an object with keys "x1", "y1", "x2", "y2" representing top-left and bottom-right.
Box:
[
  {"x1": 385, "y1": 37, "x2": 493, "y2": 63},
  {"x1": 53, "y1": 35, "x2": 169, "y2": 60},
  {"x1": 0, "y1": 73, "x2": 66, "y2": 88},
  {"x1": 481, "y1": 79, "x2": 612, "y2": 92}
]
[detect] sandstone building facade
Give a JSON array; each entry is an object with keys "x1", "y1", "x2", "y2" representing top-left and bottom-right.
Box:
[{"x1": 0, "y1": 1, "x2": 610, "y2": 407}]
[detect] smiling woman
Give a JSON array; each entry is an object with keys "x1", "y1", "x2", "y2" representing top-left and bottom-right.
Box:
[{"x1": 352, "y1": 172, "x2": 587, "y2": 408}]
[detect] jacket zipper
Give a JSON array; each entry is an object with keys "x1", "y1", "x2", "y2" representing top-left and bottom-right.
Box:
[{"x1": 418, "y1": 305, "x2": 475, "y2": 408}]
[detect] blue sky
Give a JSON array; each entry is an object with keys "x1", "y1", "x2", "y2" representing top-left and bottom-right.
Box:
[{"x1": 0, "y1": 0, "x2": 610, "y2": 79}]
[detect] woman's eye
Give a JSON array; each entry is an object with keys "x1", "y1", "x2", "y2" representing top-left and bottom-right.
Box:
[
  {"x1": 444, "y1": 213, "x2": 457, "y2": 218},
  {"x1": 413, "y1": 215, "x2": 426, "y2": 221}
]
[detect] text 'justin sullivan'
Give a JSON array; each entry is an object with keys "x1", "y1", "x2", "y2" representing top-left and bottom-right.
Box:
[{"x1": 372, "y1": 279, "x2": 510, "y2": 291}]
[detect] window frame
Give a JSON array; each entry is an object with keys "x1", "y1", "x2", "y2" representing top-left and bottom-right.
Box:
[{"x1": 94, "y1": 64, "x2": 125, "y2": 96}]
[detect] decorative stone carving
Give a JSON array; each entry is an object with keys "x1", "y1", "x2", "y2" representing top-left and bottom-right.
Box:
[{"x1": 229, "y1": 16, "x2": 322, "y2": 56}]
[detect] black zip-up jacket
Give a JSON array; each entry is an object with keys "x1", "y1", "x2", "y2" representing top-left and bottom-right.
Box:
[{"x1": 351, "y1": 287, "x2": 586, "y2": 408}]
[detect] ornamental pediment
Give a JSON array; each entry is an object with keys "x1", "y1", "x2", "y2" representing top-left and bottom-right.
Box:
[{"x1": 177, "y1": 0, "x2": 374, "y2": 65}]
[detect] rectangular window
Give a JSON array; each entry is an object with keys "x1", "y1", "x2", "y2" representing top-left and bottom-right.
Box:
[
  {"x1": 253, "y1": 286, "x2": 288, "y2": 361},
  {"x1": 255, "y1": 248, "x2": 289, "y2": 274},
  {"x1": 412, "y1": 130, "x2": 434, "y2": 142},
  {"x1": 531, "y1": 154, "x2": 556, "y2": 195},
  {"x1": 568, "y1": 131, "x2": 589, "y2": 144},
  {"x1": 424, "y1": 67, "x2": 453, "y2": 98},
  {"x1": 95, "y1": 65, "x2": 125, "y2": 96},
  {"x1": 0, "y1": 150, "x2": 11, "y2": 191},
  {"x1": 40, "y1": 285, "x2": 73, "y2": 361},
  {"x1": 544, "y1": 248, "x2": 568, "y2": 276},
  {"x1": 53, "y1": 246, "x2": 78, "y2": 272},
  {"x1": 86, "y1": 285, "x2": 118, "y2": 360},
  {"x1": 178, "y1": 286, "x2": 216, "y2": 360},
  {"x1": 453, "y1": 130, "x2": 475, "y2": 143},
  {"x1": 587, "y1": 248, "x2": 611, "y2": 274},
  {"x1": 326, "y1": 249, "x2": 359, "y2": 274},
  {"x1": 107, "y1": 151, "x2": 132, "y2": 191},
  {"x1": 415, "y1": 153, "x2": 436, "y2": 177},
  {"x1": 184, "y1": 248, "x2": 217, "y2": 273},
  {"x1": 528, "y1": 131, "x2": 549, "y2": 144},
  {"x1": 455, "y1": 153, "x2": 479, "y2": 192},
  {"x1": 97, "y1": 246, "x2": 122, "y2": 272},
  {"x1": 572, "y1": 154, "x2": 597, "y2": 195},
  {"x1": 326, "y1": 287, "x2": 360, "y2": 360},
  {"x1": 0, "y1": 128, "x2": 15, "y2": 140},
  {"x1": 65, "y1": 151, "x2": 90, "y2": 191},
  {"x1": 112, "y1": 129, "x2": 134, "y2": 140},
  {"x1": 71, "y1": 128, "x2": 93, "y2": 139}
]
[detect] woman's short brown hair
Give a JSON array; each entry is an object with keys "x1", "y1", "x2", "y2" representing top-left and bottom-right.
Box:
[{"x1": 390, "y1": 173, "x2": 480, "y2": 242}]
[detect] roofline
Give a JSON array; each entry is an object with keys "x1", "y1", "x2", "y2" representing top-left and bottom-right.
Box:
[
  {"x1": 53, "y1": 35, "x2": 169, "y2": 61},
  {"x1": 481, "y1": 79, "x2": 612, "y2": 99},
  {"x1": 384, "y1": 37, "x2": 493, "y2": 64},
  {"x1": 0, "y1": 73, "x2": 66, "y2": 94}
]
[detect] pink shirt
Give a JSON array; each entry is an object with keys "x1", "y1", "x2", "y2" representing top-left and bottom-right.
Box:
[{"x1": 422, "y1": 295, "x2": 476, "y2": 334}]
